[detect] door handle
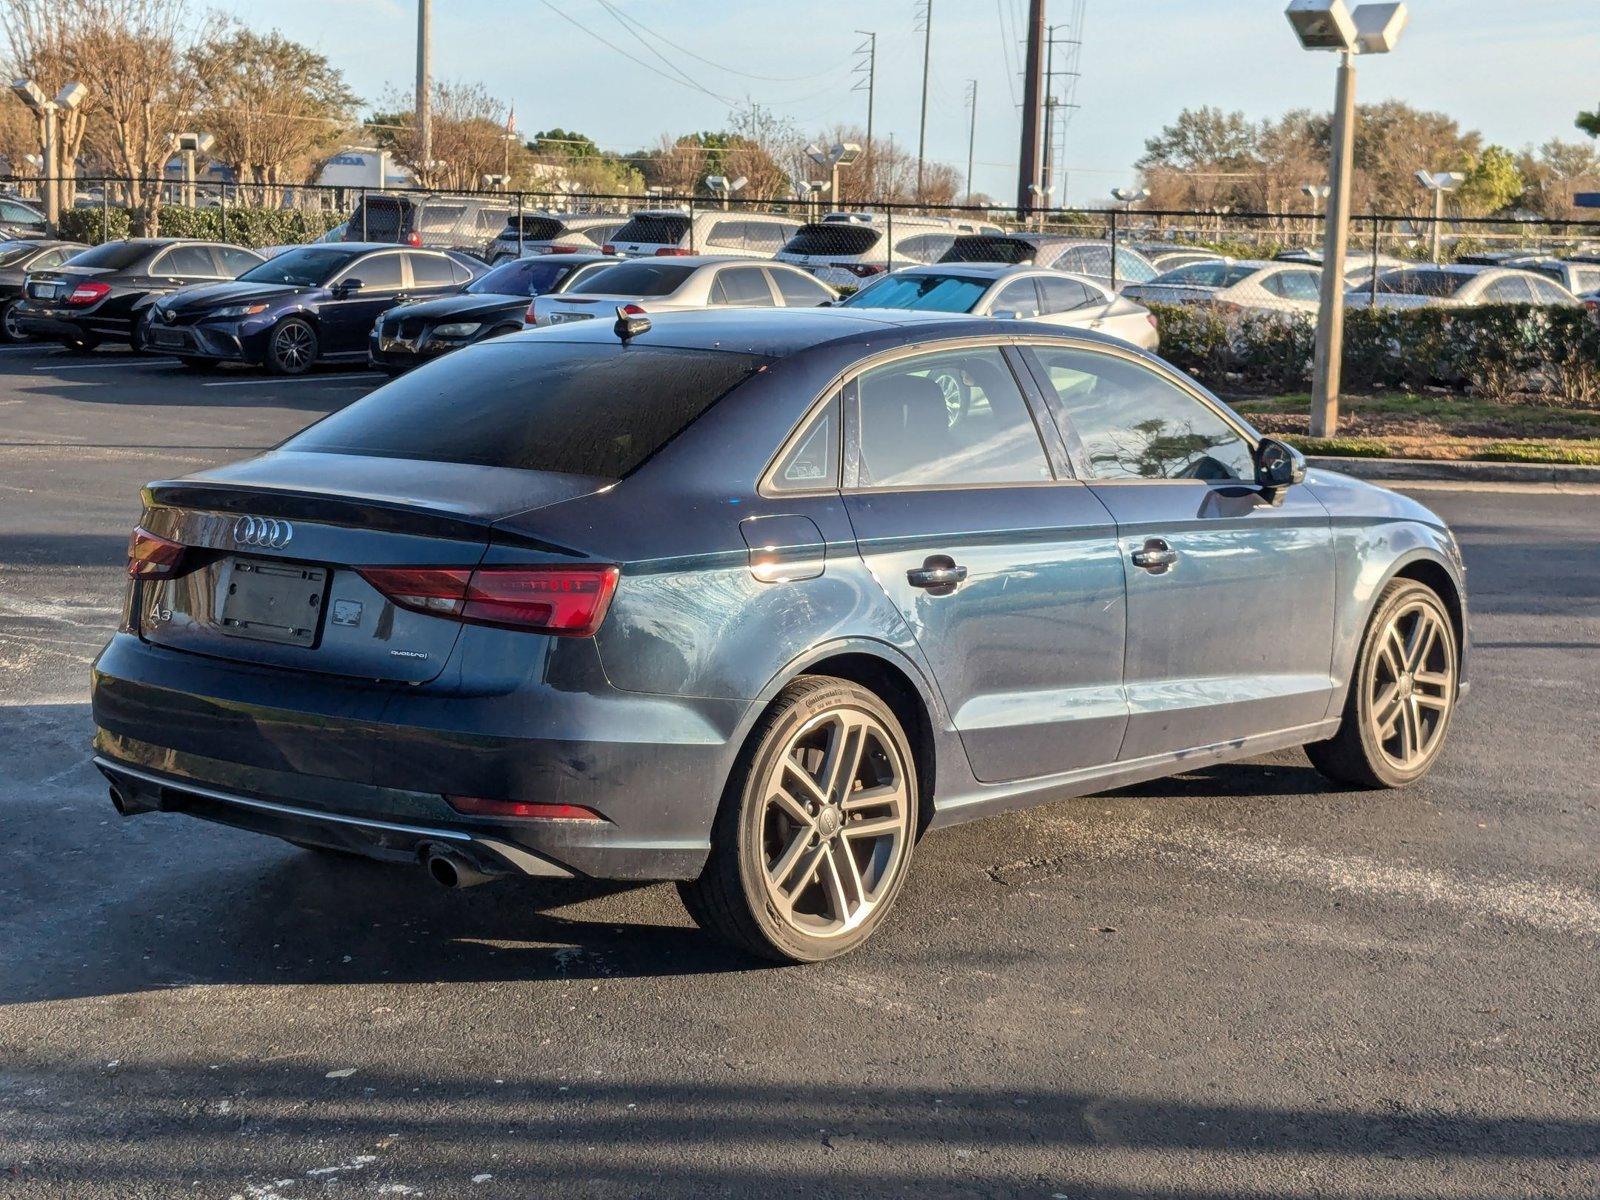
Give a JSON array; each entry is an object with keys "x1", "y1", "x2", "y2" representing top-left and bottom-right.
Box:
[
  {"x1": 1131, "y1": 538, "x2": 1179, "y2": 574},
  {"x1": 907, "y1": 556, "x2": 967, "y2": 592}
]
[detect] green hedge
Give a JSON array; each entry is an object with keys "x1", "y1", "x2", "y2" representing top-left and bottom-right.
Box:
[
  {"x1": 1149, "y1": 301, "x2": 1600, "y2": 403},
  {"x1": 56, "y1": 205, "x2": 345, "y2": 249}
]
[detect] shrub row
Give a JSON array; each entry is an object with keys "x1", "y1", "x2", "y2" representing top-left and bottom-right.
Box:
[
  {"x1": 56, "y1": 205, "x2": 346, "y2": 250},
  {"x1": 1149, "y1": 301, "x2": 1600, "y2": 404}
]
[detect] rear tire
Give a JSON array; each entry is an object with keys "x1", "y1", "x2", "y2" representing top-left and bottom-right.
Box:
[
  {"x1": 1306, "y1": 578, "x2": 1459, "y2": 789},
  {"x1": 0, "y1": 298, "x2": 26, "y2": 343},
  {"x1": 265, "y1": 317, "x2": 318, "y2": 375},
  {"x1": 679, "y1": 676, "x2": 918, "y2": 963}
]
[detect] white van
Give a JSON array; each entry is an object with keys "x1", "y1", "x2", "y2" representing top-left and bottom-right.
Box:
[{"x1": 603, "y1": 209, "x2": 801, "y2": 259}]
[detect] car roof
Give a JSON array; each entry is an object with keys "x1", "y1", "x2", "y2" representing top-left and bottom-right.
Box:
[
  {"x1": 600, "y1": 254, "x2": 795, "y2": 270},
  {"x1": 508, "y1": 306, "x2": 1135, "y2": 359}
]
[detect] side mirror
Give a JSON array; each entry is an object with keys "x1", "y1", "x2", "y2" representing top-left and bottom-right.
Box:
[
  {"x1": 1253, "y1": 436, "x2": 1306, "y2": 504},
  {"x1": 332, "y1": 278, "x2": 364, "y2": 299}
]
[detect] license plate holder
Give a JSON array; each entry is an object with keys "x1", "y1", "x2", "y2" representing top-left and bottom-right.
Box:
[
  {"x1": 148, "y1": 327, "x2": 187, "y2": 348},
  {"x1": 218, "y1": 558, "x2": 328, "y2": 647}
]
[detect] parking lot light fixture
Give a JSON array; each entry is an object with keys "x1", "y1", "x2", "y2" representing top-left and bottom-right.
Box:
[
  {"x1": 174, "y1": 132, "x2": 214, "y2": 209},
  {"x1": 1285, "y1": 0, "x2": 1410, "y2": 438},
  {"x1": 704, "y1": 174, "x2": 747, "y2": 211},
  {"x1": 1111, "y1": 186, "x2": 1150, "y2": 212},
  {"x1": 1416, "y1": 170, "x2": 1466, "y2": 263},
  {"x1": 12, "y1": 77, "x2": 85, "y2": 235}
]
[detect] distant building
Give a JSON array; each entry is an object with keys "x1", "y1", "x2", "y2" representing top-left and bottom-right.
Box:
[{"x1": 316, "y1": 148, "x2": 413, "y2": 191}]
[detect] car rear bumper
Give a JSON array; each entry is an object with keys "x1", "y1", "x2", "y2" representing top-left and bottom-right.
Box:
[
  {"x1": 13, "y1": 305, "x2": 125, "y2": 341},
  {"x1": 90, "y1": 631, "x2": 746, "y2": 881}
]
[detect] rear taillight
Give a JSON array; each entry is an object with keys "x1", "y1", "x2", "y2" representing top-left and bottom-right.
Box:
[
  {"x1": 406, "y1": 232, "x2": 422, "y2": 247},
  {"x1": 359, "y1": 564, "x2": 620, "y2": 636},
  {"x1": 619, "y1": 303, "x2": 647, "y2": 316},
  {"x1": 547, "y1": 244, "x2": 579, "y2": 254},
  {"x1": 601, "y1": 244, "x2": 617, "y2": 255},
  {"x1": 654, "y1": 247, "x2": 692, "y2": 256},
  {"x1": 525, "y1": 298, "x2": 537, "y2": 323},
  {"x1": 67, "y1": 281, "x2": 111, "y2": 307},
  {"x1": 843, "y1": 263, "x2": 886, "y2": 278},
  {"x1": 445, "y1": 795, "x2": 606, "y2": 821},
  {"x1": 127, "y1": 525, "x2": 186, "y2": 577},
  {"x1": 1147, "y1": 313, "x2": 1160, "y2": 329}
]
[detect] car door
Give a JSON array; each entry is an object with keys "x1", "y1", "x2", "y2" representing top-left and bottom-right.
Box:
[
  {"x1": 322, "y1": 250, "x2": 407, "y2": 353},
  {"x1": 842, "y1": 342, "x2": 1128, "y2": 783},
  {"x1": 403, "y1": 251, "x2": 462, "y2": 300},
  {"x1": 1021, "y1": 342, "x2": 1335, "y2": 761},
  {"x1": 150, "y1": 244, "x2": 220, "y2": 291}
]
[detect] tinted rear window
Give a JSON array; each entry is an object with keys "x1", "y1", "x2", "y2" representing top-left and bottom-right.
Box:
[
  {"x1": 940, "y1": 235, "x2": 1034, "y2": 265},
  {"x1": 284, "y1": 342, "x2": 764, "y2": 479},
  {"x1": 782, "y1": 224, "x2": 881, "y2": 256},
  {"x1": 567, "y1": 262, "x2": 696, "y2": 297},
  {"x1": 68, "y1": 241, "x2": 151, "y2": 269},
  {"x1": 501, "y1": 215, "x2": 565, "y2": 240},
  {"x1": 0, "y1": 241, "x2": 38, "y2": 266},
  {"x1": 350, "y1": 197, "x2": 410, "y2": 240},
  {"x1": 611, "y1": 214, "x2": 691, "y2": 245}
]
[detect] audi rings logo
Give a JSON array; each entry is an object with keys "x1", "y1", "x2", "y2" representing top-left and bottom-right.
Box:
[{"x1": 232, "y1": 515, "x2": 293, "y2": 549}]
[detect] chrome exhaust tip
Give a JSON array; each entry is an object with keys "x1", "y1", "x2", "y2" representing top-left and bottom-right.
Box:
[{"x1": 424, "y1": 847, "x2": 493, "y2": 889}]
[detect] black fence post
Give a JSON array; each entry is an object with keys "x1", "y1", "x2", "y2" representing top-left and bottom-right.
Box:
[
  {"x1": 1109, "y1": 207, "x2": 1119, "y2": 292},
  {"x1": 688, "y1": 190, "x2": 697, "y2": 253},
  {"x1": 885, "y1": 202, "x2": 893, "y2": 276},
  {"x1": 516, "y1": 191, "x2": 525, "y2": 257},
  {"x1": 100, "y1": 183, "x2": 109, "y2": 243},
  {"x1": 360, "y1": 187, "x2": 368, "y2": 240},
  {"x1": 1370, "y1": 212, "x2": 1380, "y2": 306},
  {"x1": 219, "y1": 180, "x2": 227, "y2": 242}
]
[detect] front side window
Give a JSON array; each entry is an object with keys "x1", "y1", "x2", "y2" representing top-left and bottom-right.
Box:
[
  {"x1": 1029, "y1": 346, "x2": 1253, "y2": 482},
  {"x1": 741, "y1": 221, "x2": 793, "y2": 254},
  {"x1": 854, "y1": 347, "x2": 1052, "y2": 489},
  {"x1": 344, "y1": 253, "x2": 404, "y2": 289},
  {"x1": 706, "y1": 220, "x2": 746, "y2": 249}
]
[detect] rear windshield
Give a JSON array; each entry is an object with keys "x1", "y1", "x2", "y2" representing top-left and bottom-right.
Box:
[
  {"x1": 781, "y1": 224, "x2": 882, "y2": 257},
  {"x1": 500, "y1": 215, "x2": 565, "y2": 240},
  {"x1": 0, "y1": 241, "x2": 39, "y2": 266},
  {"x1": 67, "y1": 241, "x2": 150, "y2": 269},
  {"x1": 566, "y1": 261, "x2": 696, "y2": 296},
  {"x1": 842, "y1": 272, "x2": 988, "y2": 313},
  {"x1": 349, "y1": 197, "x2": 410, "y2": 240},
  {"x1": 1373, "y1": 269, "x2": 1471, "y2": 297},
  {"x1": 283, "y1": 342, "x2": 764, "y2": 479},
  {"x1": 610, "y1": 214, "x2": 691, "y2": 245},
  {"x1": 940, "y1": 235, "x2": 1034, "y2": 265},
  {"x1": 1151, "y1": 262, "x2": 1261, "y2": 288},
  {"x1": 466, "y1": 258, "x2": 580, "y2": 296}
]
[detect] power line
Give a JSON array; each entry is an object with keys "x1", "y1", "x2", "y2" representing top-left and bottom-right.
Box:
[
  {"x1": 596, "y1": 1, "x2": 850, "y2": 84},
  {"x1": 593, "y1": 0, "x2": 715, "y2": 99},
  {"x1": 534, "y1": 0, "x2": 737, "y2": 105}
]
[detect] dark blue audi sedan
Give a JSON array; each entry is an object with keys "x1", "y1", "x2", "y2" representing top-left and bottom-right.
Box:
[
  {"x1": 92, "y1": 309, "x2": 1468, "y2": 962},
  {"x1": 143, "y1": 243, "x2": 481, "y2": 374}
]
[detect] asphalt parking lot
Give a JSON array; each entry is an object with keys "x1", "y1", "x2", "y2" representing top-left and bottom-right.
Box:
[{"x1": 1, "y1": 342, "x2": 1596, "y2": 1199}]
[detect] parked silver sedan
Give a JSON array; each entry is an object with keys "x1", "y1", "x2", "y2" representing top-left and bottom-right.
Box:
[
  {"x1": 840, "y1": 263, "x2": 1159, "y2": 350},
  {"x1": 1124, "y1": 259, "x2": 1324, "y2": 315},
  {"x1": 528, "y1": 255, "x2": 837, "y2": 326},
  {"x1": 1349, "y1": 265, "x2": 1581, "y2": 310}
]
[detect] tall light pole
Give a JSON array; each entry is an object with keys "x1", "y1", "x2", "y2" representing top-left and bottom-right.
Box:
[
  {"x1": 914, "y1": 0, "x2": 933, "y2": 201},
  {"x1": 964, "y1": 80, "x2": 978, "y2": 204},
  {"x1": 11, "y1": 79, "x2": 86, "y2": 236},
  {"x1": 175, "y1": 132, "x2": 214, "y2": 208},
  {"x1": 806, "y1": 142, "x2": 862, "y2": 211},
  {"x1": 1016, "y1": 0, "x2": 1046, "y2": 218},
  {"x1": 1286, "y1": 0, "x2": 1409, "y2": 438},
  {"x1": 416, "y1": 0, "x2": 432, "y2": 175},
  {"x1": 1301, "y1": 182, "x2": 1331, "y2": 213},
  {"x1": 1415, "y1": 170, "x2": 1465, "y2": 263}
]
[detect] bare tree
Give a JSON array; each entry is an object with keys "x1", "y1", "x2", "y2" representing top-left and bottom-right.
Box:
[
  {"x1": 0, "y1": 0, "x2": 96, "y2": 203},
  {"x1": 378, "y1": 80, "x2": 515, "y2": 191},
  {"x1": 189, "y1": 24, "x2": 359, "y2": 204},
  {"x1": 69, "y1": 0, "x2": 219, "y2": 232}
]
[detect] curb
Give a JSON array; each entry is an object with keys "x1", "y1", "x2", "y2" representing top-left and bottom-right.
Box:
[{"x1": 1305, "y1": 455, "x2": 1600, "y2": 485}]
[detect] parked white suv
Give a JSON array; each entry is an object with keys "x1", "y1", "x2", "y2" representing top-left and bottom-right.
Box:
[
  {"x1": 602, "y1": 210, "x2": 801, "y2": 258},
  {"x1": 486, "y1": 213, "x2": 627, "y2": 263},
  {"x1": 775, "y1": 212, "x2": 1007, "y2": 288}
]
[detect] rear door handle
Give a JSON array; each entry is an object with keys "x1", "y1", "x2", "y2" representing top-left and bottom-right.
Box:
[
  {"x1": 1131, "y1": 538, "x2": 1179, "y2": 574},
  {"x1": 907, "y1": 556, "x2": 967, "y2": 592}
]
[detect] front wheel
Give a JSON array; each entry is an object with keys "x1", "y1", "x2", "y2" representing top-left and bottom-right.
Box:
[
  {"x1": 265, "y1": 317, "x2": 318, "y2": 375},
  {"x1": 1306, "y1": 578, "x2": 1459, "y2": 789},
  {"x1": 679, "y1": 676, "x2": 918, "y2": 963}
]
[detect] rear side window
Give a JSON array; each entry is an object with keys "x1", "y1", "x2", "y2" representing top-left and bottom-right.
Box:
[
  {"x1": 1039, "y1": 276, "x2": 1096, "y2": 312},
  {"x1": 711, "y1": 266, "x2": 774, "y2": 307},
  {"x1": 406, "y1": 253, "x2": 457, "y2": 286},
  {"x1": 285, "y1": 343, "x2": 765, "y2": 479},
  {"x1": 216, "y1": 246, "x2": 262, "y2": 276},
  {"x1": 155, "y1": 244, "x2": 219, "y2": 277},
  {"x1": 769, "y1": 268, "x2": 833, "y2": 306},
  {"x1": 769, "y1": 395, "x2": 839, "y2": 491}
]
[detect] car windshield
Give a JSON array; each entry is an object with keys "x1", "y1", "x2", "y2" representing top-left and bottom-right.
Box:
[
  {"x1": 566, "y1": 262, "x2": 696, "y2": 297},
  {"x1": 67, "y1": 241, "x2": 150, "y2": 269},
  {"x1": 238, "y1": 247, "x2": 362, "y2": 287},
  {"x1": 1371, "y1": 269, "x2": 1473, "y2": 297},
  {"x1": 842, "y1": 273, "x2": 989, "y2": 313},
  {"x1": 1151, "y1": 262, "x2": 1261, "y2": 288},
  {"x1": 466, "y1": 258, "x2": 580, "y2": 297},
  {"x1": 284, "y1": 342, "x2": 765, "y2": 480}
]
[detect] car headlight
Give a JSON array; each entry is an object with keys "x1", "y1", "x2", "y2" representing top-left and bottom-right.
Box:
[
  {"x1": 432, "y1": 322, "x2": 481, "y2": 338},
  {"x1": 208, "y1": 303, "x2": 270, "y2": 319}
]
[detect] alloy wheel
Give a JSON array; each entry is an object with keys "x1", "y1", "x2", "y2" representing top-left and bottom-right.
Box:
[
  {"x1": 1, "y1": 303, "x2": 23, "y2": 342},
  {"x1": 1367, "y1": 598, "x2": 1455, "y2": 771},
  {"x1": 757, "y1": 706, "x2": 911, "y2": 938},
  {"x1": 274, "y1": 323, "x2": 315, "y2": 370}
]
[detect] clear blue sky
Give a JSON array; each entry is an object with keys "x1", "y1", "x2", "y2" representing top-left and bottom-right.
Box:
[{"x1": 215, "y1": 0, "x2": 1596, "y2": 204}]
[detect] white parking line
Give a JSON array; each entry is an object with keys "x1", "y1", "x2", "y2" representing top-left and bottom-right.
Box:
[
  {"x1": 201, "y1": 373, "x2": 385, "y2": 388},
  {"x1": 50, "y1": 359, "x2": 180, "y2": 370}
]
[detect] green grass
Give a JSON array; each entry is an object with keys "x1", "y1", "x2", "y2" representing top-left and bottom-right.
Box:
[
  {"x1": 1227, "y1": 391, "x2": 1600, "y2": 434},
  {"x1": 1472, "y1": 441, "x2": 1600, "y2": 466},
  {"x1": 1280, "y1": 435, "x2": 1394, "y2": 458}
]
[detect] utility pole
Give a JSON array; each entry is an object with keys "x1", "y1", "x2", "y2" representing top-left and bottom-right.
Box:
[
  {"x1": 416, "y1": 0, "x2": 432, "y2": 177},
  {"x1": 964, "y1": 80, "x2": 978, "y2": 203},
  {"x1": 853, "y1": 30, "x2": 876, "y2": 151},
  {"x1": 1016, "y1": 0, "x2": 1046, "y2": 218},
  {"x1": 1309, "y1": 51, "x2": 1357, "y2": 438},
  {"x1": 1040, "y1": 24, "x2": 1058, "y2": 208},
  {"x1": 915, "y1": 0, "x2": 933, "y2": 201}
]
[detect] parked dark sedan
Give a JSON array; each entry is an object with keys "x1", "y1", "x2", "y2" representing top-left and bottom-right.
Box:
[
  {"x1": 91, "y1": 310, "x2": 1468, "y2": 963},
  {"x1": 143, "y1": 243, "x2": 481, "y2": 373},
  {"x1": 0, "y1": 238, "x2": 88, "y2": 341},
  {"x1": 16, "y1": 238, "x2": 264, "y2": 350},
  {"x1": 369, "y1": 252, "x2": 616, "y2": 371}
]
